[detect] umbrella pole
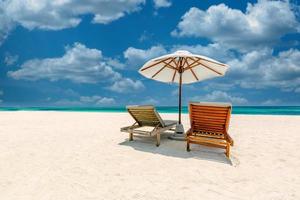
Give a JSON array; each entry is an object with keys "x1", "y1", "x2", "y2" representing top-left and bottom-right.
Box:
[
  {"x1": 178, "y1": 71, "x2": 182, "y2": 124},
  {"x1": 174, "y1": 61, "x2": 184, "y2": 136},
  {"x1": 169, "y1": 68, "x2": 185, "y2": 139}
]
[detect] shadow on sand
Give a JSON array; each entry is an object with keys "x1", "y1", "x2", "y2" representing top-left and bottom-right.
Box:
[{"x1": 119, "y1": 133, "x2": 233, "y2": 165}]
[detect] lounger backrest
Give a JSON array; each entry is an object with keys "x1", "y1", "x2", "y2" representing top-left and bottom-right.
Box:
[
  {"x1": 189, "y1": 102, "x2": 232, "y2": 136},
  {"x1": 127, "y1": 105, "x2": 165, "y2": 127}
]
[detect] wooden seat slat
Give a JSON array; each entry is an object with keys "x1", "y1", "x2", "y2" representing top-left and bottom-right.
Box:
[
  {"x1": 191, "y1": 106, "x2": 229, "y2": 112},
  {"x1": 193, "y1": 123, "x2": 225, "y2": 128},
  {"x1": 191, "y1": 114, "x2": 228, "y2": 120}
]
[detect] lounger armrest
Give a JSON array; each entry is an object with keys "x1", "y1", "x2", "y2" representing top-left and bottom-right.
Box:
[
  {"x1": 120, "y1": 125, "x2": 140, "y2": 132},
  {"x1": 225, "y1": 131, "x2": 234, "y2": 146},
  {"x1": 186, "y1": 128, "x2": 193, "y2": 137}
]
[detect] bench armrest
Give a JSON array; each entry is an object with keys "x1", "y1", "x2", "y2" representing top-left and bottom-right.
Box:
[
  {"x1": 186, "y1": 128, "x2": 193, "y2": 136},
  {"x1": 225, "y1": 131, "x2": 234, "y2": 146}
]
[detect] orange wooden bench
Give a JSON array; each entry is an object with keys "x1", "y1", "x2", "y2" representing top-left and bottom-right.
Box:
[{"x1": 186, "y1": 102, "x2": 234, "y2": 158}]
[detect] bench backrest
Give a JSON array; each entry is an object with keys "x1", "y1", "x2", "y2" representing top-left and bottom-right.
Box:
[
  {"x1": 127, "y1": 105, "x2": 165, "y2": 127},
  {"x1": 189, "y1": 102, "x2": 232, "y2": 137}
]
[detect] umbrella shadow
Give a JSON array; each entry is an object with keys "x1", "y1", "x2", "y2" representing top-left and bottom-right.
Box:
[{"x1": 119, "y1": 134, "x2": 233, "y2": 165}]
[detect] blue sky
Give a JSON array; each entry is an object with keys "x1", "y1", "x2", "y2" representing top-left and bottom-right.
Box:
[{"x1": 0, "y1": 0, "x2": 299, "y2": 107}]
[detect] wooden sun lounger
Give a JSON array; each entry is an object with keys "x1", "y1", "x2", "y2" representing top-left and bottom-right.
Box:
[
  {"x1": 186, "y1": 102, "x2": 234, "y2": 158},
  {"x1": 121, "y1": 105, "x2": 177, "y2": 146}
]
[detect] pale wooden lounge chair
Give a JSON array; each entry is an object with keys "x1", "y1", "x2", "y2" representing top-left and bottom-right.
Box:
[
  {"x1": 121, "y1": 105, "x2": 177, "y2": 146},
  {"x1": 186, "y1": 102, "x2": 234, "y2": 158}
]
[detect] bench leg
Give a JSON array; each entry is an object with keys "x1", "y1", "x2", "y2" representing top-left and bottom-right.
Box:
[
  {"x1": 187, "y1": 140, "x2": 190, "y2": 152},
  {"x1": 225, "y1": 144, "x2": 230, "y2": 158},
  {"x1": 129, "y1": 131, "x2": 133, "y2": 141},
  {"x1": 156, "y1": 132, "x2": 160, "y2": 147}
]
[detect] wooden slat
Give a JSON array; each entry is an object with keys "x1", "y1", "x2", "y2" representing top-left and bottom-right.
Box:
[
  {"x1": 192, "y1": 125, "x2": 224, "y2": 131},
  {"x1": 191, "y1": 106, "x2": 229, "y2": 111},
  {"x1": 129, "y1": 109, "x2": 154, "y2": 112},
  {"x1": 192, "y1": 115, "x2": 227, "y2": 121},
  {"x1": 192, "y1": 118, "x2": 226, "y2": 122},
  {"x1": 130, "y1": 112, "x2": 156, "y2": 116},
  {"x1": 193, "y1": 131, "x2": 224, "y2": 137},
  {"x1": 128, "y1": 108, "x2": 162, "y2": 127},
  {"x1": 191, "y1": 108, "x2": 228, "y2": 112},
  {"x1": 192, "y1": 112, "x2": 228, "y2": 116},
  {"x1": 192, "y1": 112, "x2": 228, "y2": 117},
  {"x1": 133, "y1": 118, "x2": 158, "y2": 121},
  {"x1": 132, "y1": 115, "x2": 158, "y2": 119},
  {"x1": 192, "y1": 111, "x2": 227, "y2": 116},
  {"x1": 191, "y1": 109, "x2": 229, "y2": 114},
  {"x1": 188, "y1": 137, "x2": 227, "y2": 148},
  {"x1": 130, "y1": 113, "x2": 157, "y2": 117},
  {"x1": 191, "y1": 115, "x2": 227, "y2": 120},
  {"x1": 191, "y1": 134, "x2": 225, "y2": 140},
  {"x1": 192, "y1": 126, "x2": 225, "y2": 131},
  {"x1": 192, "y1": 118, "x2": 226, "y2": 124},
  {"x1": 192, "y1": 124, "x2": 225, "y2": 130}
]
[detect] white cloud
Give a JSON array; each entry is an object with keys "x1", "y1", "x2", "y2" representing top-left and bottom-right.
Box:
[
  {"x1": 8, "y1": 43, "x2": 121, "y2": 83},
  {"x1": 0, "y1": 2, "x2": 15, "y2": 45},
  {"x1": 64, "y1": 89, "x2": 79, "y2": 97},
  {"x1": 192, "y1": 90, "x2": 248, "y2": 105},
  {"x1": 55, "y1": 95, "x2": 115, "y2": 106},
  {"x1": 171, "y1": 89, "x2": 178, "y2": 96},
  {"x1": 0, "y1": 90, "x2": 3, "y2": 103},
  {"x1": 54, "y1": 99, "x2": 82, "y2": 106},
  {"x1": 124, "y1": 45, "x2": 167, "y2": 68},
  {"x1": 4, "y1": 53, "x2": 19, "y2": 66},
  {"x1": 124, "y1": 43, "x2": 234, "y2": 69},
  {"x1": 172, "y1": 1, "x2": 300, "y2": 51},
  {"x1": 141, "y1": 97, "x2": 159, "y2": 105},
  {"x1": 105, "y1": 58, "x2": 125, "y2": 69},
  {"x1": 0, "y1": 0, "x2": 145, "y2": 44},
  {"x1": 108, "y1": 78, "x2": 145, "y2": 93},
  {"x1": 171, "y1": 43, "x2": 235, "y2": 62},
  {"x1": 153, "y1": 0, "x2": 172, "y2": 9},
  {"x1": 228, "y1": 48, "x2": 300, "y2": 91},
  {"x1": 262, "y1": 99, "x2": 282, "y2": 105},
  {"x1": 202, "y1": 82, "x2": 236, "y2": 91},
  {"x1": 138, "y1": 31, "x2": 153, "y2": 42},
  {"x1": 6, "y1": 0, "x2": 144, "y2": 28},
  {"x1": 126, "y1": 43, "x2": 300, "y2": 92},
  {"x1": 80, "y1": 95, "x2": 116, "y2": 105},
  {"x1": 295, "y1": 88, "x2": 300, "y2": 93},
  {"x1": 8, "y1": 42, "x2": 145, "y2": 93}
]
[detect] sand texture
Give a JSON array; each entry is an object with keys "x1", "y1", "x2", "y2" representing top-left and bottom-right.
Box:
[{"x1": 0, "y1": 111, "x2": 299, "y2": 200}]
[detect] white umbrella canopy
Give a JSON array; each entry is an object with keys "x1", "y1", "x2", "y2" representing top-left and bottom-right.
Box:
[
  {"x1": 138, "y1": 50, "x2": 229, "y2": 134},
  {"x1": 139, "y1": 50, "x2": 228, "y2": 84}
]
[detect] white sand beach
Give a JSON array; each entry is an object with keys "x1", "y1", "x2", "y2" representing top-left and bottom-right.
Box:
[{"x1": 0, "y1": 111, "x2": 299, "y2": 200}]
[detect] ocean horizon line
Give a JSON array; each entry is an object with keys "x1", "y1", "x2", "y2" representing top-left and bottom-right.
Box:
[{"x1": 0, "y1": 106, "x2": 299, "y2": 115}]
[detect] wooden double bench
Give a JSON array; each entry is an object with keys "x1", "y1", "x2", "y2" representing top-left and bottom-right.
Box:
[{"x1": 186, "y1": 102, "x2": 234, "y2": 158}]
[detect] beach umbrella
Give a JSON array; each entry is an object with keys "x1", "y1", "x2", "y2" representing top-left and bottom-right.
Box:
[{"x1": 139, "y1": 50, "x2": 229, "y2": 136}]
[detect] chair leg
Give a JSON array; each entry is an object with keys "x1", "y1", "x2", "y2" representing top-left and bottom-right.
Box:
[
  {"x1": 156, "y1": 132, "x2": 160, "y2": 147},
  {"x1": 129, "y1": 131, "x2": 133, "y2": 141},
  {"x1": 187, "y1": 140, "x2": 190, "y2": 152},
  {"x1": 225, "y1": 144, "x2": 230, "y2": 158}
]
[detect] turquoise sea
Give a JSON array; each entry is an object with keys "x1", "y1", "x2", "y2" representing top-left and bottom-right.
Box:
[{"x1": 0, "y1": 106, "x2": 299, "y2": 115}]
